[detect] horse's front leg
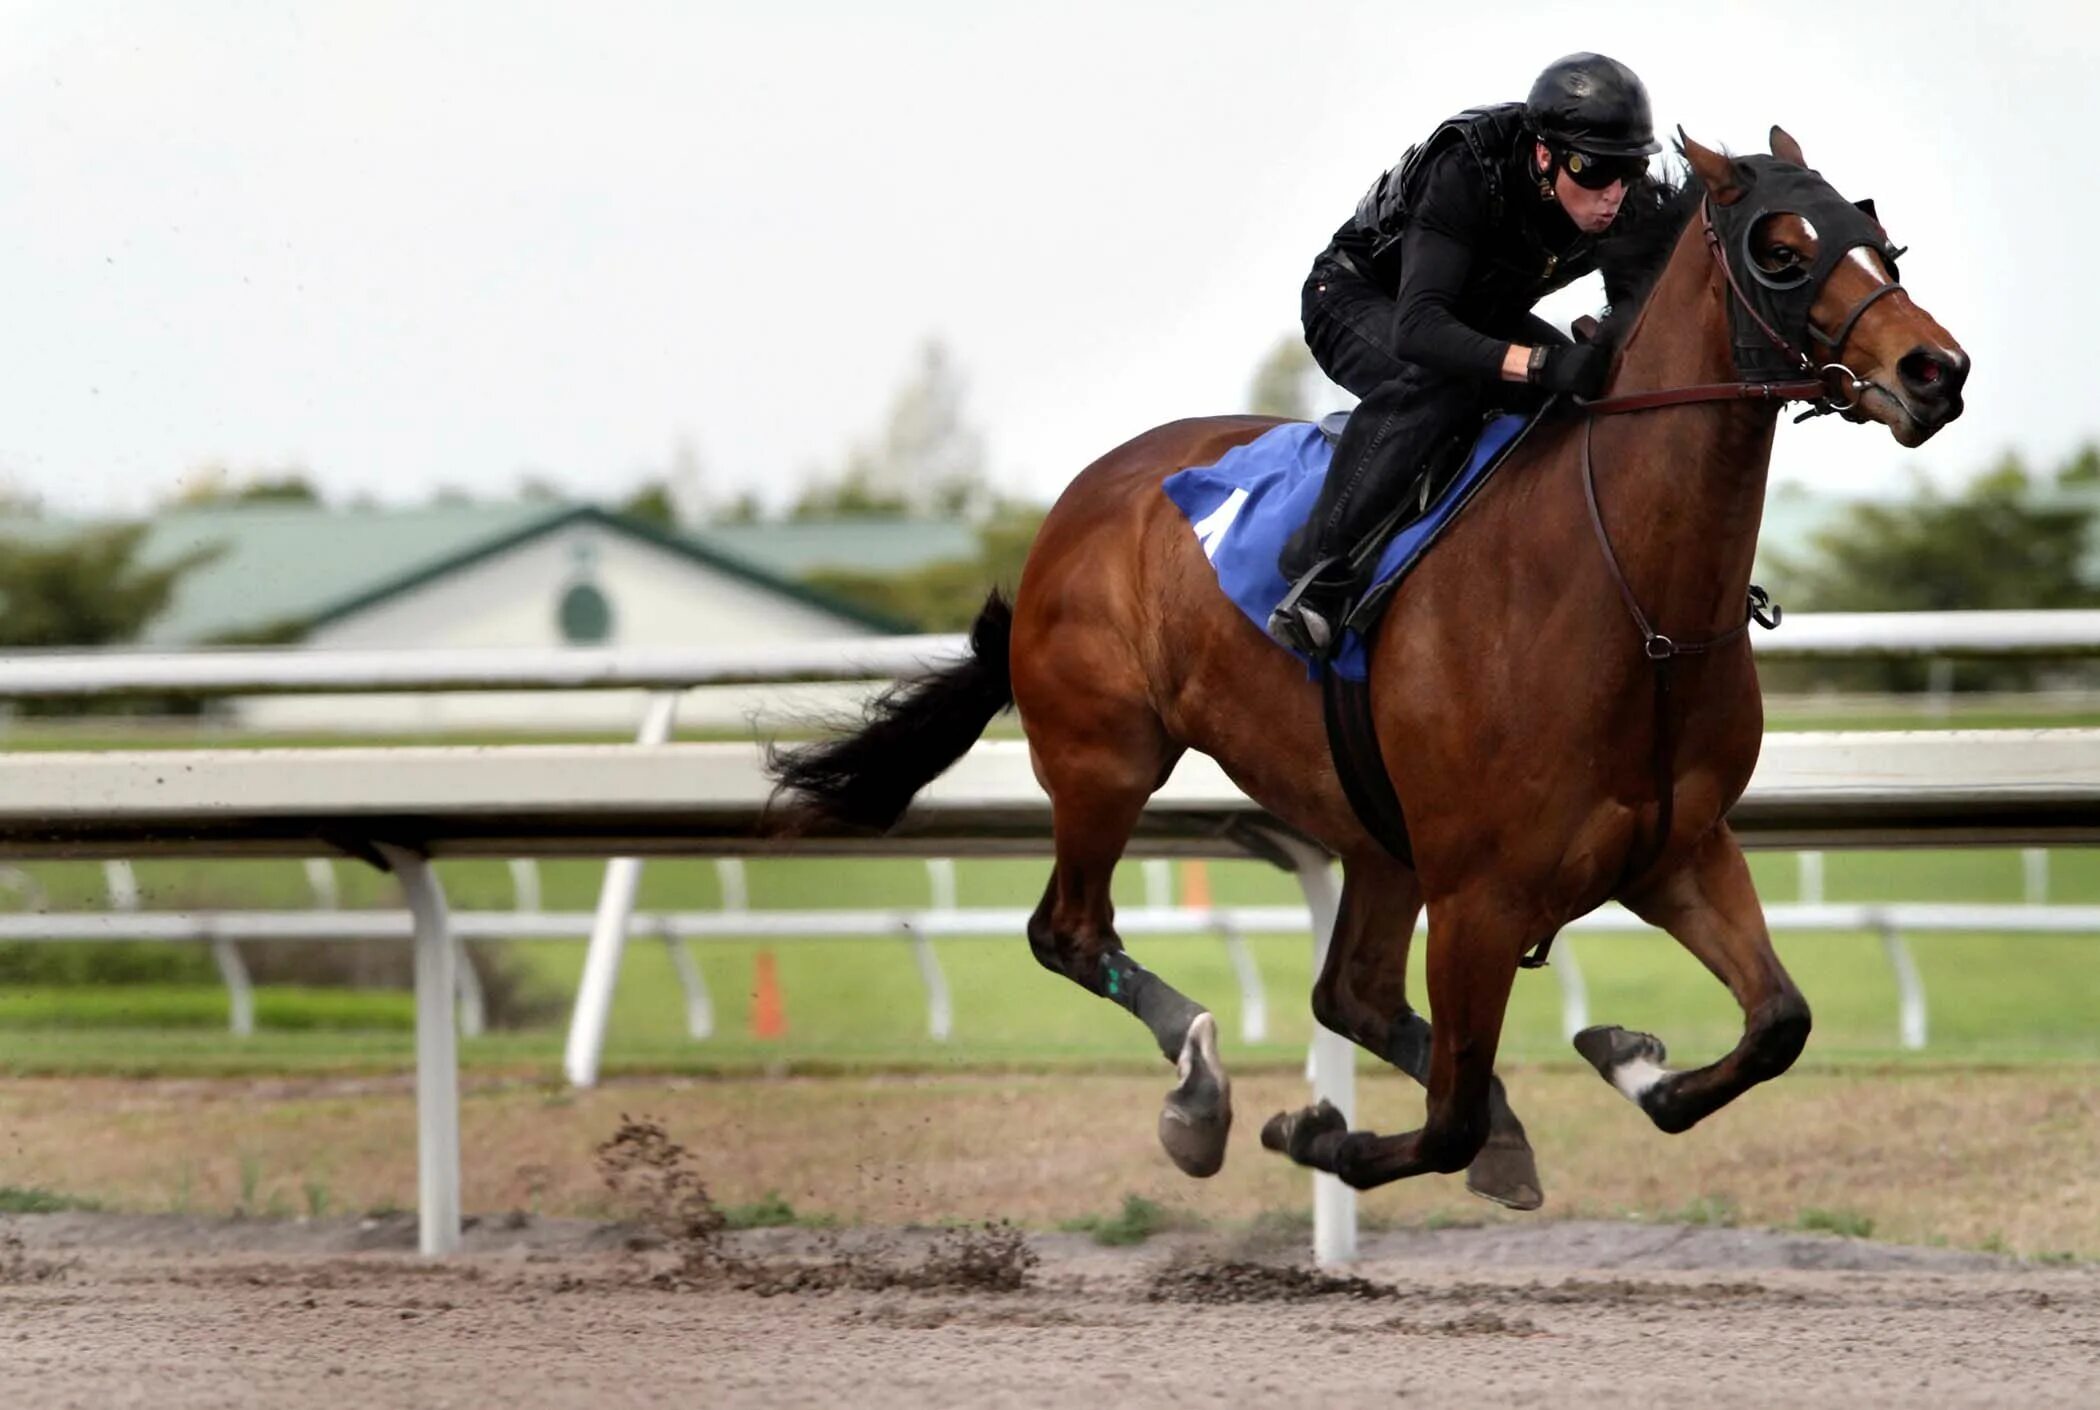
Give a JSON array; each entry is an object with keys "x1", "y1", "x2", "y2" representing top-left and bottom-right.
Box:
[
  {"x1": 1574, "y1": 821, "x2": 1812, "y2": 1133},
  {"x1": 1264, "y1": 886, "x2": 1524, "y2": 1190}
]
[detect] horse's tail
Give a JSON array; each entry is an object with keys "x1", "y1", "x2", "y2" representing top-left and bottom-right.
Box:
[{"x1": 764, "y1": 591, "x2": 1015, "y2": 833}]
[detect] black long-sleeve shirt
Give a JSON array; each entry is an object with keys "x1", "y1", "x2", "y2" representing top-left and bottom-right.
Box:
[{"x1": 1329, "y1": 114, "x2": 1609, "y2": 380}]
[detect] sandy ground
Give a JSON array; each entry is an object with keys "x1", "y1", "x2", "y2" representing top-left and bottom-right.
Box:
[{"x1": 3, "y1": 1213, "x2": 2096, "y2": 1409}]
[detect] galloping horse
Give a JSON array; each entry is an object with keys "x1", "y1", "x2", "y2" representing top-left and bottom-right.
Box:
[{"x1": 768, "y1": 131, "x2": 1968, "y2": 1206}]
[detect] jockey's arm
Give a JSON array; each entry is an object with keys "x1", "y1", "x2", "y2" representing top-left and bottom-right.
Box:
[{"x1": 1391, "y1": 216, "x2": 1531, "y2": 385}]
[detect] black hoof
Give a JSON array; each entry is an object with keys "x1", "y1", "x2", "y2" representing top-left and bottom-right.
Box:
[
  {"x1": 1159, "y1": 1013, "x2": 1232, "y2": 1178},
  {"x1": 1573, "y1": 1024, "x2": 1667, "y2": 1080},
  {"x1": 1259, "y1": 1098, "x2": 1347, "y2": 1168},
  {"x1": 1466, "y1": 1130, "x2": 1544, "y2": 1211}
]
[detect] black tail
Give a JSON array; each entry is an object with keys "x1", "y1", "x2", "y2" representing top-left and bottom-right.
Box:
[{"x1": 765, "y1": 591, "x2": 1015, "y2": 832}]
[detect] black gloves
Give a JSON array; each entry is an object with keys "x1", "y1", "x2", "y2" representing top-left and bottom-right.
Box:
[{"x1": 1532, "y1": 342, "x2": 1612, "y2": 398}]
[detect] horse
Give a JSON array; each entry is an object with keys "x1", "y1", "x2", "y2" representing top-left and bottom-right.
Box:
[{"x1": 766, "y1": 129, "x2": 1968, "y2": 1206}]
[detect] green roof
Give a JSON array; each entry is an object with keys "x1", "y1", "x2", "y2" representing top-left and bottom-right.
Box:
[{"x1": 0, "y1": 502, "x2": 911, "y2": 643}]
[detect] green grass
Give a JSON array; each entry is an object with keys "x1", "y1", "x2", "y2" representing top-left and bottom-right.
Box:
[
  {"x1": 0, "y1": 1184, "x2": 101, "y2": 1213},
  {"x1": 1796, "y1": 1207, "x2": 1877, "y2": 1238},
  {"x1": 1058, "y1": 1193, "x2": 1190, "y2": 1246},
  {"x1": 1, "y1": 819, "x2": 2099, "y2": 1074}
]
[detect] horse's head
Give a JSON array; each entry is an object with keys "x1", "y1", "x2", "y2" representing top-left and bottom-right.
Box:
[{"x1": 1681, "y1": 127, "x2": 1968, "y2": 447}]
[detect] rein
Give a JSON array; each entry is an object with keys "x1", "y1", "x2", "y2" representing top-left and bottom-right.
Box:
[{"x1": 1568, "y1": 192, "x2": 1886, "y2": 892}]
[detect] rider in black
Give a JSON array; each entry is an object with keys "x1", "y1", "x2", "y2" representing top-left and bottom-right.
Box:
[{"x1": 1267, "y1": 53, "x2": 1661, "y2": 654}]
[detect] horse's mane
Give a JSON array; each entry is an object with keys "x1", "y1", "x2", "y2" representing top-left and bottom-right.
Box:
[{"x1": 1593, "y1": 161, "x2": 1705, "y2": 352}]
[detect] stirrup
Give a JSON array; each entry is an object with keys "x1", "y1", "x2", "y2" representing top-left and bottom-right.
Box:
[{"x1": 1267, "y1": 558, "x2": 1349, "y2": 656}]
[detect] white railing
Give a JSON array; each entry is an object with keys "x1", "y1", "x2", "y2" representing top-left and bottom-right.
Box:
[
  {"x1": 4, "y1": 618, "x2": 2100, "y2": 1265},
  {"x1": 4, "y1": 609, "x2": 2100, "y2": 703},
  {"x1": 17, "y1": 889, "x2": 2100, "y2": 1057}
]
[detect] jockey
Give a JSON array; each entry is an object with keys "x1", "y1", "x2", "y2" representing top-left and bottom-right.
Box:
[{"x1": 1268, "y1": 52, "x2": 1661, "y2": 654}]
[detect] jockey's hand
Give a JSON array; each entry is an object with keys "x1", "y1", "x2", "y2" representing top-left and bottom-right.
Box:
[{"x1": 1535, "y1": 343, "x2": 1612, "y2": 398}]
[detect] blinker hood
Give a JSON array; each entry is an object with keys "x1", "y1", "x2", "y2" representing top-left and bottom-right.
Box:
[{"x1": 1709, "y1": 155, "x2": 1907, "y2": 379}]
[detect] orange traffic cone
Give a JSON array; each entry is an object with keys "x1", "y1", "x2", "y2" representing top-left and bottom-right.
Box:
[
  {"x1": 1180, "y1": 859, "x2": 1213, "y2": 909},
  {"x1": 750, "y1": 948, "x2": 787, "y2": 1039}
]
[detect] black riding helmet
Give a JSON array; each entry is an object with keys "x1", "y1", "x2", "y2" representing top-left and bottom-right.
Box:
[{"x1": 1526, "y1": 52, "x2": 1660, "y2": 170}]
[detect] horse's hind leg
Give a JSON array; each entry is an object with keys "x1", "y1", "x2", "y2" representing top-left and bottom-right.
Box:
[
  {"x1": 1575, "y1": 822, "x2": 1812, "y2": 1133},
  {"x1": 1025, "y1": 720, "x2": 1232, "y2": 1177},
  {"x1": 1265, "y1": 884, "x2": 1526, "y2": 1190},
  {"x1": 1288, "y1": 857, "x2": 1543, "y2": 1208}
]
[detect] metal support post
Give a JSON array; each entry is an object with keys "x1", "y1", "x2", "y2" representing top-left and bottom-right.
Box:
[
  {"x1": 376, "y1": 842, "x2": 461, "y2": 1258},
  {"x1": 1264, "y1": 831, "x2": 1355, "y2": 1267},
  {"x1": 564, "y1": 690, "x2": 681, "y2": 1087},
  {"x1": 1552, "y1": 936, "x2": 1590, "y2": 1041}
]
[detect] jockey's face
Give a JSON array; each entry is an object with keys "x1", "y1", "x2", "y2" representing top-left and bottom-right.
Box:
[{"x1": 1537, "y1": 141, "x2": 1626, "y2": 234}]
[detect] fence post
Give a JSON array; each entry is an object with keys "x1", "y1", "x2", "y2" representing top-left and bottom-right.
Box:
[
  {"x1": 2023, "y1": 849, "x2": 2049, "y2": 905},
  {"x1": 1877, "y1": 918, "x2": 1929, "y2": 1052},
  {"x1": 102, "y1": 860, "x2": 140, "y2": 912},
  {"x1": 375, "y1": 842, "x2": 460, "y2": 1258},
  {"x1": 1797, "y1": 851, "x2": 1825, "y2": 905},
  {"x1": 508, "y1": 859, "x2": 543, "y2": 914},
  {"x1": 715, "y1": 858, "x2": 748, "y2": 911},
  {"x1": 660, "y1": 923, "x2": 714, "y2": 1040},
  {"x1": 903, "y1": 920, "x2": 954, "y2": 1041},
  {"x1": 208, "y1": 929, "x2": 255, "y2": 1038},
  {"x1": 304, "y1": 858, "x2": 340, "y2": 910},
  {"x1": 1216, "y1": 919, "x2": 1268, "y2": 1044},
  {"x1": 564, "y1": 690, "x2": 682, "y2": 1087}
]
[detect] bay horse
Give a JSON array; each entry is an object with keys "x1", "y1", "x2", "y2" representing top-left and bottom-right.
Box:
[{"x1": 768, "y1": 130, "x2": 1968, "y2": 1205}]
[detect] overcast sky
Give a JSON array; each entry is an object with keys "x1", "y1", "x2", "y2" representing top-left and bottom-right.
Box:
[{"x1": 0, "y1": 1, "x2": 2084, "y2": 516}]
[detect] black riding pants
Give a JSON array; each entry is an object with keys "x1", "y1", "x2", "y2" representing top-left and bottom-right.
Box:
[{"x1": 1281, "y1": 253, "x2": 1566, "y2": 582}]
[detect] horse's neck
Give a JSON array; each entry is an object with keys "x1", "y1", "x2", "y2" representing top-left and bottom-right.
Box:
[{"x1": 1595, "y1": 221, "x2": 1779, "y2": 634}]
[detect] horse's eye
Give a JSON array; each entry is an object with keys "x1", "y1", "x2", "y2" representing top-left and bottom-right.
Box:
[{"x1": 1755, "y1": 244, "x2": 1803, "y2": 277}]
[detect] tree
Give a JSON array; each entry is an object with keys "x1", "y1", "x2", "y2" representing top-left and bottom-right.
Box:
[
  {"x1": 0, "y1": 525, "x2": 215, "y2": 649},
  {"x1": 801, "y1": 501, "x2": 1046, "y2": 631},
  {"x1": 1766, "y1": 448, "x2": 2100, "y2": 690},
  {"x1": 169, "y1": 463, "x2": 323, "y2": 506},
  {"x1": 619, "y1": 481, "x2": 678, "y2": 532},
  {"x1": 795, "y1": 337, "x2": 992, "y2": 519},
  {"x1": 1247, "y1": 333, "x2": 1317, "y2": 419}
]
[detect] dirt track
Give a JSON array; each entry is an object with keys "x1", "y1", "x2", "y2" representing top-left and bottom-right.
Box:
[{"x1": 4, "y1": 1213, "x2": 2096, "y2": 1408}]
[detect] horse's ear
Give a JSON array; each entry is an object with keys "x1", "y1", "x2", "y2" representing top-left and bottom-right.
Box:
[
  {"x1": 1679, "y1": 127, "x2": 1745, "y2": 205},
  {"x1": 1769, "y1": 125, "x2": 1807, "y2": 167}
]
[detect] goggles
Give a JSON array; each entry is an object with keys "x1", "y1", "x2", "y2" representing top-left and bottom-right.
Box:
[{"x1": 1560, "y1": 148, "x2": 1647, "y2": 190}]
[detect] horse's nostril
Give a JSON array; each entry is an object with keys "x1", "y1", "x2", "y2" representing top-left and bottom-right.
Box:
[{"x1": 1898, "y1": 348, "x2": 1964, "y2": 400}]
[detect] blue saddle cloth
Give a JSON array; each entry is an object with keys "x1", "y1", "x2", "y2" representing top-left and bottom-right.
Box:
[{"x1": 1162, "y1": 413, "x2": 1527, "y2": 681}]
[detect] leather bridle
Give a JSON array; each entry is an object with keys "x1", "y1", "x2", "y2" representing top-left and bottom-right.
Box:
[{"x1": 1571, "y1": 188, "x2": 1906, "y2": 892}]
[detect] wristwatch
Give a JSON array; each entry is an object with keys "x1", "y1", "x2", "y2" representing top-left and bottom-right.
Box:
[{"x1": 1526, "y1": 344, "x2": 1550, "y2": 383}]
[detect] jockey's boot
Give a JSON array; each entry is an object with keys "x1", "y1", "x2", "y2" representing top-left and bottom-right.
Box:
[{"x1": 1266, "y1": 557, "x2": 1352, "y2": 657}]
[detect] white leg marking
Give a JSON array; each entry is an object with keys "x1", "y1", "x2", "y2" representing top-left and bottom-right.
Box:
[
  {"x1": 1177, "y1": 1011, "x2": 1216, "y2": 1084},
  {"x1": 1610, "y1": 1056, "x2": 1671, "y2": 1104}
]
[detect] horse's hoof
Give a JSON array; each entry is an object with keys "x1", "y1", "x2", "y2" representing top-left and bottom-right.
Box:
[
  {"x1": 1159, "y1": 1013, "x2": 1232, "y2": 1178},
  {"x1": 1466, "y1": 1133, "x2": 1544, "y2": 1211},
  {"x1": 1258, "y1": 1098, "x2": 1346, "y2": 1165},
  {"x1": 1573, "y1": 1024, "x2": 1672, "y2": 1107}
]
